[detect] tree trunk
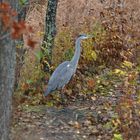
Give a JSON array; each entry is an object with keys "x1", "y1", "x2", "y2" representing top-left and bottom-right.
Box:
[
  {"x1": 14, "y1": 1, "x2": 29, "y2": 89},
  {"x1": 41, "y1": 0, "x2": 58, "y2": 72},
  {"x1": 0, "y1": 1, "x2": 19, "y2": 140}
]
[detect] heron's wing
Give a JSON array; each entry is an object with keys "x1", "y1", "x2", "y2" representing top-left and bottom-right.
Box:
[
  {"x1": 45, "y1": 61, "x2": 70, "y2": 95},
  {"x1": 57, "y1": 64, "x2": 74, "y2": 89},
  {"x1": 50, "y1": 61, "x2": 70, "y2": 79}
]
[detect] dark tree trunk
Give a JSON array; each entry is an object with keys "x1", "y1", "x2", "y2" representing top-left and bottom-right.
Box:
[
  {"x1": 41, "y1": 0, "x2": 58, "y2": 72},
  {"x1": 14, "y1": 1, "x2": 29, "y2": 89},
  {"x1": 0, "y1": 1, "x2": 19, "y2": 140},
  {"x1": 18, "y1": 2, "x2": 28, "y2": 21}
]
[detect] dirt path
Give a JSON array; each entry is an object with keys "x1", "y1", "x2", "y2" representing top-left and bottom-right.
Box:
[{"x1": 10, "y1": 93, "x2": 131, "y2": 140}]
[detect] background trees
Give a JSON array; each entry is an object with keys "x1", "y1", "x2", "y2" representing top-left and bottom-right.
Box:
[
  {"x1": 14, "y1": 0, "x2": 29, "y2": 88},
  {"x1": 41, "y1": 0, "x2": 58, "y2": 72}
]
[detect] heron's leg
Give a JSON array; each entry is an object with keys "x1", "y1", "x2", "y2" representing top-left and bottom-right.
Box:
[
  {"x1": 61, "y1": 86, "x2": 66, "y2": 94},
  {"x1": 60, "y1": 86, "x2": 67, "y2": 104},
  {"x1": 45, "y1": 94, "x2": 54, "y2": 102}
]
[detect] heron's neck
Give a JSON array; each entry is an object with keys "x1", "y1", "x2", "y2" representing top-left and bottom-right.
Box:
[{"x1": 71, "y1": 38, "x2": 81, "y2": 66}]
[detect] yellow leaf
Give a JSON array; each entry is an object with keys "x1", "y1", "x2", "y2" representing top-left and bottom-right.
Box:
[
  {"x1": 91, "y1": 50, "x2": 97, "y2": 60},
  {"x1": 114, "y1": 69, "x2": 126, "y2": 76},
  {"x1": 36, "y1": 31, "x2": 44, "y2": 37},
  {"x1": 122, "y1": 61, "x2": 133, "y2": 68}
]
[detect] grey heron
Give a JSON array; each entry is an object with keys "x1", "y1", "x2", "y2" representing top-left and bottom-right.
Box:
[{"x1": 44, "y1": 34, "x2": 93, "y2": 96}]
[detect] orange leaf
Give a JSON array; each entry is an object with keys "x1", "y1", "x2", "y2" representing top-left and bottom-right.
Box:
[
  {"x1": 12, "y1": 21, "x2": 26, "y2": 32},
  {"x1": 0, "y1": 2, "x2": 11, "y2": 12},
  {"x1": 11, "y1": 32, "x2": 19, "y2": 39},
  {"x1": 87, "y1": 79, "x2": 95, "y2": 88},
  {"x1": 22, "y1": 83, "x2": 29, "y2": 90},
  {"x1": 27, "y1": 39, "x2": 37, "y2": 49},
  {"x1": 1, "y1": 14, "x2": 11, "y2": 28},
  {"x1": 11, "y1": 21, "x2": 26, "y2": 39}
]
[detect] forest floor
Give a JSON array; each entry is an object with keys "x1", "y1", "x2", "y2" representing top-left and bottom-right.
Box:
[
  {"x1": 10, "y1": 69, "x2": 140, "y2": 140},
  {"x1": 10, "y1": 92, "x2": 140, "y2": 140}
]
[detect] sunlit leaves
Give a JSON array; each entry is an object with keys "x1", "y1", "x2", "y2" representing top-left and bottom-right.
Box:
[
  {"x1": 112, "y1": 134, "x2": 123, "y2": 140},
  {"x1": 83, "y1": 40, "x2": 97, "y2": 61},
  {"x1": 91, "y1": 50, "x2": 97, "y2": 61},
  {"x1": 26, "y1": 79, "x2": 33, "y2": 84},
  {"x1": 53, "y1": 28, "x2": 73, "y2": 65},
  {"x1": 122, "y1": 61, "x2": 133, "y2": 69},
  {"x1": 113, "y1": 69, "x2": 126, "y2": 76}
]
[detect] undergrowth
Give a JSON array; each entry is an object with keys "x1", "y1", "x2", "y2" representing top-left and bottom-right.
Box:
[{"x1": 13, "y1": 0, "x2": 140, "y2": 139}]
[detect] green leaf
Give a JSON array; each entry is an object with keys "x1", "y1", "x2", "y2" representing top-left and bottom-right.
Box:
[
  {"x1": 35, "y1": 51, "x2": 43, "y2": 61},
  {"x1": 104, "y1": 122, "x2": 113, "y2": 130},
  {"x1": 64, "y1": 48, "x2": 74, "y2": 60},
  {"x1": 26, "y1": 79, "x2": 33, "y2": 84},
  {"x1": 136, "y1": 65, "x2": 140, "y2": 72},
  {"x1": 19, "y1": 0, "x2": 28, "y2": 5},
  {"x1": 112, "y1": 133, "x2": 123, "y2": 140}
]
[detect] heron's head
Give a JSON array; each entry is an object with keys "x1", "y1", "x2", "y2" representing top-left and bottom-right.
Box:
[{"x1": 78, "y1": 34, "x2": 93, "y2": 40}]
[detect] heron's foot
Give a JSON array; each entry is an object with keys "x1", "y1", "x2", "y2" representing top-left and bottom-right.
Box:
[
  {"x1": 44, "y1": 92, "x2": 68, "y2": 106},
  {"x1": 59, "y1": 93, "x2": 68, "y2": 106},
  {"x1": 44, "y1": 94, "x2": 54, "y2": 101}
]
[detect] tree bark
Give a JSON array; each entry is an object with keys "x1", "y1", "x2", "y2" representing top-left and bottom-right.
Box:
[
  {"x1": 14, "y1": 1, "x2": 29, "y2": 89},
  {"x1": 41, "y1": 0, "x2": 58, "y2": 72},
  {"x1": 0, "y1": 1, "x2": 19, "y2": 140}
]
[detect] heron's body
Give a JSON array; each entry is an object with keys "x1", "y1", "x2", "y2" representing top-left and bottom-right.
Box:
[
  {"x1": 45, "y1": 61, "x2": 74, "y2": 95},
  {"x1": 44, "y1": 34, "x2": 92, "y2": 96}
]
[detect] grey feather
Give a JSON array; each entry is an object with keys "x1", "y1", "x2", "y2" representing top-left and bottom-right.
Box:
[{"x1": 45, "y1": 61, "x2": 74, "y2": 96}]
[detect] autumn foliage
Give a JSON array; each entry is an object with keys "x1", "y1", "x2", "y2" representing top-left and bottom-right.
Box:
[{"x1": 0, "y1": 2, "x2": 36, "y2": 48}]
